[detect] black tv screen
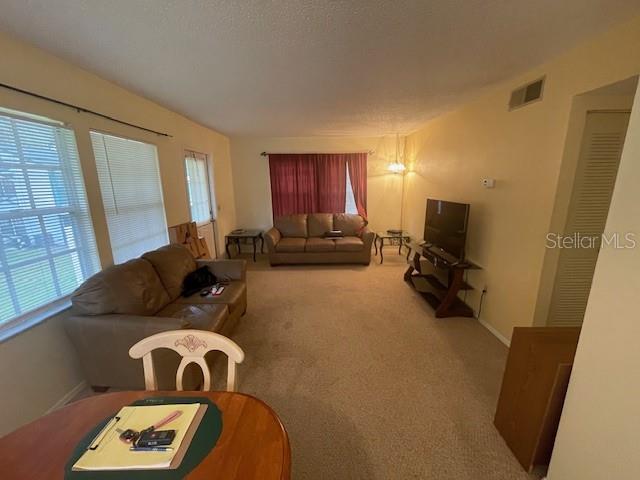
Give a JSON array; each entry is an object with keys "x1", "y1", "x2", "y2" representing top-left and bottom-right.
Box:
[{"x1": 424, "y1": 199, "x2": 470, "y2": 260}]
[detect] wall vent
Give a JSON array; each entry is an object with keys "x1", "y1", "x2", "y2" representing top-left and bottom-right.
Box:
[{"x1": 509, "y1": 77, "x2": 545, "y2": 110}]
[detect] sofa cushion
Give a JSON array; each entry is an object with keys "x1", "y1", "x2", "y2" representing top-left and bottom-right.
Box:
[
  {"x1": 305, "y1": 237, "x2": 336, "y2": 252},
  {"x1": 307, "y1": 213, "x2": 334, "y2": 237},
  {"x1": 274, "y1": 214, "x2": 308, "y2": 237},
  {"x1": 334, "y1": 236, "x2": 364, "y2": 252},
  {"x1": 276, "y1": 237, "x2": 307, "y2": 253},
  {"x1": 142, "y1": 244, "x2": 197, "y2": 301},
  {"x1": 156, "y1": 302, "x2": 228, "y2": 332},
  {"x1": 333, "y1": 213, "x2": 366, "y2": 236},
  {"x1": 71, "y1": 259, "x2": 170, "y2": 316}
]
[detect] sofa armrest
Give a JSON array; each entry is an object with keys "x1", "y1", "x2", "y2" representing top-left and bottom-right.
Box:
[
  {"x1": 264, "y1": 228, "x2": 281, "y2": 253},
  {"x1": 197, "y1": 258, "x2": 247, "y2": 281},
  {"x1": 360, "y1": 227, "x2": 375, "y2": 250},
  {"x1": 65, "y1": 314, "x2": 188, "y2": 349},
  {"x1": 64, "y1": 314, "x2": 189, "y2": 388}
]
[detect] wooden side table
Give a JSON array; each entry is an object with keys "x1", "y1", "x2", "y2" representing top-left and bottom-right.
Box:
[
  {"x1": 225, "y1": 229, "x2": 264, "y2": 262},
  {"x1": 374, "y1": 231, "x2": 411, "y2": 263}
]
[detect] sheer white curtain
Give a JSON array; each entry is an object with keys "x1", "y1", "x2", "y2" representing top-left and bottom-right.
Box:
[{"x1": 90, "y1": 131, "x2": 168, "y2": 264}]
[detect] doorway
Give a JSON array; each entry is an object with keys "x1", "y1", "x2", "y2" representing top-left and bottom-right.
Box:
[
  {"x1": 541, "y1": 78, "x2": 637, "y2": 327},
  {"x1": 546, "y1": 111, "x2": 630, "y2": 326},
  {"x1": 184, "y1": 150, "x2": 218, "y2": 258}
]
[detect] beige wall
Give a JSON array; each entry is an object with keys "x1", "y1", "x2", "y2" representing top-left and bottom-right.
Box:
[
  {"x1": 0, "y1": 31, "x2": 236, "y2": 434},
  {"x1": 547, "y1": 81, "x2": 640, "y2": 480},
  {"x1": 0, "y1": 311, "x2": 84, "y2": 437},
  {"x1": 403, "y1": 15, "x2": 640, "y2": 342},
  {"x1": 230, "y1": 136, "x2": 405, "y2": 234}
]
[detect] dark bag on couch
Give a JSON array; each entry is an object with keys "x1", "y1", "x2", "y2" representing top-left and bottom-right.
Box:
[{"x1": 182, "y1": 266, "x2": 217, "y2": 297}]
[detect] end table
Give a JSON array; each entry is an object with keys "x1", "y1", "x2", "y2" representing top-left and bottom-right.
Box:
[
  {"x1": 374, "y1": 231, "x2": 411, "y2": 264},
  {"x1": 225, "y1": 229, "x2": 264, "y2": 262}
]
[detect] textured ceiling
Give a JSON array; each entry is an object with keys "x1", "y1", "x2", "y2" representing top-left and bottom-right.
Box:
[{"x1": 0, "y1": 0, "x2": 639, "y2": 136}]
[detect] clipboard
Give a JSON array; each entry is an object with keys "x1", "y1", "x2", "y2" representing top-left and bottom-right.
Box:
[{"x1": 72, "y1": 404, "x2": 207, "y2": 471}]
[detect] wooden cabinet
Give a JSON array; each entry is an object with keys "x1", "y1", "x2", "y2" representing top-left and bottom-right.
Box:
[{"x1": 494, "y1": 327, "x2": 581, "y2": 471}]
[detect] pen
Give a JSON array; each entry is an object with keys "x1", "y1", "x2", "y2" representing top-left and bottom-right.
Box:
[{"x1": 129, "y1": 446, "x2": 174, "y2": 452}]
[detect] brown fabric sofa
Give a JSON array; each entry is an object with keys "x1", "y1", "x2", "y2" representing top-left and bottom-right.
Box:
[
  {"x1": 64, "y1": 244, "x2": 247, "y2": 390},
  {"x1": 264, "y1": 213, "x2": 374, "y2": 265}
]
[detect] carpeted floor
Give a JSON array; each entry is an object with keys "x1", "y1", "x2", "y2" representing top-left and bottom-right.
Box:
[
  {"x1": 227, "y1": 252, "x2": 540, "y2": 480},
  {"x1": 73, "y1": 250, "x2": 542, "y2": 479}
]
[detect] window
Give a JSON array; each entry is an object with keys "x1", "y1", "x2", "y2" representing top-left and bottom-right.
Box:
[
  {"x1": 0, "y1": 112, "x2": 99, "y2": 328},
  {"x1": 185, "y1": 151, "x2": 213, "y2": 224},
  {"x1": 90, "y1": 132, "x2": 168, "y2": 264},
  {"x1": 268, "y1": 153, "x2": 366, "y2": 218},
  {"x1": 345, "y1": 169, "x2": 358, "y2": 214}
]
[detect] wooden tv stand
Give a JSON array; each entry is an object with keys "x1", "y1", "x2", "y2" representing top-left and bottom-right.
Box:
[{"x1": 404, "y1": 244, "x2": 479, "y2": 318}]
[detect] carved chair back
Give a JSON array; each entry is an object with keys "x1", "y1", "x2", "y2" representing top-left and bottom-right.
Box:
[{"x1": 129, "y1": 330, "x2": 245, "y2": 391}]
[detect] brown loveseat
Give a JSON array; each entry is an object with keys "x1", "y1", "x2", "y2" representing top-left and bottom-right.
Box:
[
  {"x1": 264, "y1": 213, "x2": 374, "y2": 265},
  {"x1": 64, "y1": 244, "x2": 247, "y2": 390}
]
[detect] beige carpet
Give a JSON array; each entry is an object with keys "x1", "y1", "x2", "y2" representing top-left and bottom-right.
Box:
[{"x1": 227, "y1": 252, "x2": 540, "y2": 480}]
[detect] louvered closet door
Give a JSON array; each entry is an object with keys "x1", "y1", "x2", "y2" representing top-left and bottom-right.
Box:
[{"x1": 547, "y1": 111, "x2": 630, "y2": 326}]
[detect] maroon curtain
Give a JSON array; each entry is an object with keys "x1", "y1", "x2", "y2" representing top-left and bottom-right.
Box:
[
  {"x1": 347, "y1": 153, "x2": 368, "y2": 219},
  {"x1": 269, "y1": 154, "x2": 318, "y2": 217},
  {"x1": 315, "y1": 154, "x2": 346, "y2": 213},
  {"x1": 269, "y1": 153, "x2": 365, "y2": 218}
]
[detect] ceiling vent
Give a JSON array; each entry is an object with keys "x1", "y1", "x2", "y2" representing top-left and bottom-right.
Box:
[{"x1": 509, "y1": 76, "x2": 545, "y2": 110}]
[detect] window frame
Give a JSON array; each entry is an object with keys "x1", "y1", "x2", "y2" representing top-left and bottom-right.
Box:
[
  {"x1": 0, "y1": 110, "x2": 99, "y2": 340},
  {"x1": 184, "y1": 150, "x2": 214, "y2": 226},
  {"x1": 0, "y1": 296, "x2": 71, "y2": 343},
  {"x1": 90, "y1": 130, "x2": 169, "y2": 264}
]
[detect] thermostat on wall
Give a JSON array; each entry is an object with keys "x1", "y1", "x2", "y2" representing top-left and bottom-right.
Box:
[{"x1": 481, "y1": 178, "x2": 496, "y2": 188}]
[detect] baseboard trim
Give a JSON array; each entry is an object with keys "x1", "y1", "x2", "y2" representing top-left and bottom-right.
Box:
[
  {"x1": 477, "y1": 317, "x2": 511, "y2": 347},
  {"x1": 47, "y1": 380, "x2": 87, "y2": 414}
]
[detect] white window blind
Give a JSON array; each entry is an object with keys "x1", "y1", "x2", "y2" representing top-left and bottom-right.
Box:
[
  {"x1": 90, "y1": 132, "x2": 168, "y2": 264},
  {"x1": 0, "y1": 112, "x2": 99, "y2": 328},
  {"x1": 185, "y1": 151, "x2": 212, "y2": 224}
]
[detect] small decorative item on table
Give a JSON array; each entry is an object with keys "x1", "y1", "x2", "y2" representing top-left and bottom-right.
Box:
[
  {"x1": 374, "y1": 230, "x2": 411, "y2": 264},
  {"x1": 225, "y1": 229, "x2": 264, "y2": 262}
]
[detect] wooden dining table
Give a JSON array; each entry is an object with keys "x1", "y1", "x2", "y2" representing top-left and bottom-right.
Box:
[{"x1": 0, "y1": 391, "x2": 291, "y2": 479}]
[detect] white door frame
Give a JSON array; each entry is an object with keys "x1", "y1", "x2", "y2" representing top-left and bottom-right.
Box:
[{"x1": 184, "y1": 149, "x2": 219, "y2": 257}]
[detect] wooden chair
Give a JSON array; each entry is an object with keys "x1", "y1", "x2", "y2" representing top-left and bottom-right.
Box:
[{"x1": 129, "y1": 330, "x2": 245, "y2": 391}]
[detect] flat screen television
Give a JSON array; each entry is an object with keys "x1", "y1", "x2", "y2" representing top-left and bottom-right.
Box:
[{"x1": 424, "y1": 199, "x2": 470, "y2": 260}]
